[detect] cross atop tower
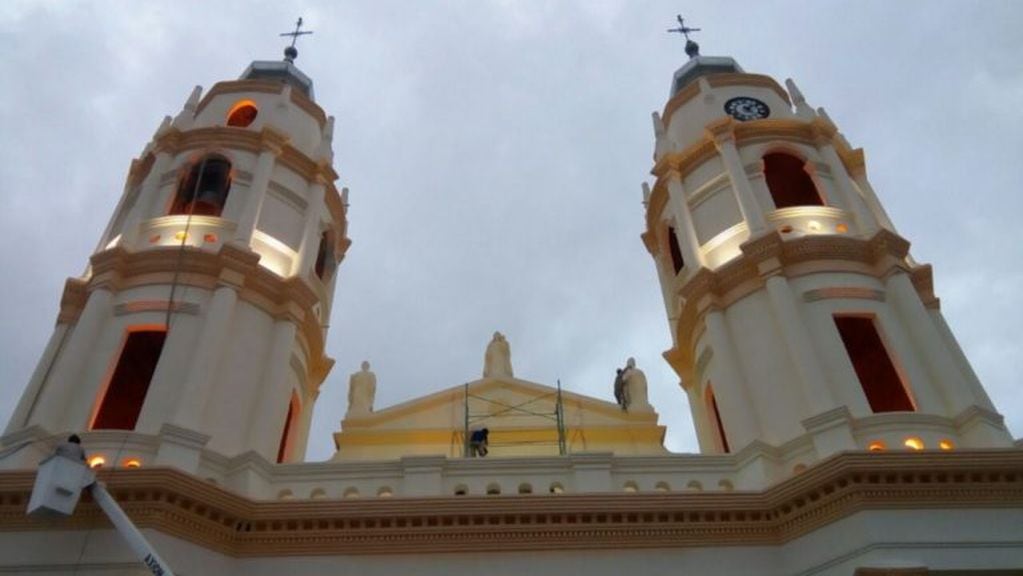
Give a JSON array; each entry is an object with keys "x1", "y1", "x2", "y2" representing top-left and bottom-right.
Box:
[
  {"x1": 280, "y1": 17, "x2": 314, "y2": 63},
  {"x1": 667, "y1": 15, "x2": 701, "y2": 59}
]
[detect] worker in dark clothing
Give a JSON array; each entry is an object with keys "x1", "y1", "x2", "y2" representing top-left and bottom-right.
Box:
[
  {"x1": 613, "y1": 368, "x2": 627, "y2": 410},
  {"x1": 469, "y1": 428, "x2": 489, "y2": 457},
  {"x1": 55, "y1": 434, "x2": 86, "y2": 462}
]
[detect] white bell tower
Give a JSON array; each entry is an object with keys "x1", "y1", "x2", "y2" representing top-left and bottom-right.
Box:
[
  {"x1": 642, "y1": 33, "x2": 1013, "y2": 462},
  {"x1": 4, "y1": 43, "x2": 349, "y2": 466}
]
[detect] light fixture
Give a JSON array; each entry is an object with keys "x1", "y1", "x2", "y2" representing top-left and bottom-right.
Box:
[
  {"x1": 122, "y1": 458, "x2": 142, "y2": 468},
  {"x1": 88, "y1": 455, "x2": 106, "y2": 468},
  {"x1": 903, "y1": 437, "x2": 924, "y2": 451},
  {"x1": 867, "y1": 440, "x2": 885, "y2": 452},
  {"x1": 938, "y1": 439, "x2": 954, "y2": 451}
]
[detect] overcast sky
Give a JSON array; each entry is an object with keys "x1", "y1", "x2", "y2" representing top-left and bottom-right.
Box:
[{"x1": 1, "y1": 1, "x2": 1020, "y2": 460}]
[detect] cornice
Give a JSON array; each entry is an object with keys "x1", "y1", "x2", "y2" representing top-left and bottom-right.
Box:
[{"x1": 0, "y1": 450, "x2": 1019, "y2": 556}]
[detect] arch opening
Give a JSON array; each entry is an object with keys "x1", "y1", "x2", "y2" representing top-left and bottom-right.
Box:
[
  {"x1": 763, "y1": 153, "x2": 823, "y2": 209},
  {"x1": 171, "y1": 155, "x2": 232, "y2": 217}
]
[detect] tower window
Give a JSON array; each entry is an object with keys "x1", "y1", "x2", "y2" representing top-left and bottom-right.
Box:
[
  {"x1": 276, "y1": 392, "x2": 301, "y2": 463},
  {"x1": 170, "y1": 155, "x2": 232, "y2": 217},
  {"x1": 763, "y1": 153, "x2": 823, "y2": 209},
  {"x1": 314, "y1": 231, "x2": 337, "y2": 281},
  {"x1": 705, "y1": 385, "x2": 730, "y2": 453},
  {"x1": 226, "y1": 100, "x2": 258, "y2": 128},
  {"x1": 833, "y1": 315, "x2": 915, "y2": 413},
  {"x1": 92, "y1": 329, "x2": 167, "y2": 430},
  {"x1": 667, "y1": 226, "x2": 685, "y2": 275}
]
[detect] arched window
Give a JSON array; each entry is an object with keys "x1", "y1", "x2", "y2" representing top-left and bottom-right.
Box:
[
  {"x1": 226, "y1": 100, "x2": 258, "y2": 128},
  {"x1": 705, "y1": 385, "x2": 730, "y2": 454},
  {"x1": 667, "y1": 226, "x2": 685, "y2": 275},
  {"x1": 91, "y1": 328, "x2": 167, "y2": 430},
  {"x1": 763, "y1": 152, "x2": 823, "y2": 209},
  {"x1": 276, "y1": 392, "x2": 301, "y2": 463},
  {"x1": 314, "y1": 230, "x2": 337, "y2": 281},
  {"x1": 170, "y1": 155, "x2": 232, "y2": 217}
]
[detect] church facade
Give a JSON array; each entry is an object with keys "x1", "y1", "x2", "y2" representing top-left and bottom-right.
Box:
[{"x1": 0, "y1": 30, "x2": 1020, "y2": 576}]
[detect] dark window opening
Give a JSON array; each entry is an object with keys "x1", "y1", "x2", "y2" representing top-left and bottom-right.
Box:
[
  {"x1": 834, "y1": 315, "x2": 915, "y2": 413},
  {"x1": 276, "y1": 394, "x2": 300, "y2": 463},
  {"x1": 667, "y1": 226, "x2": 685, "y2": 274},
  {"x1": 763, "y1": 153, "x2": 823, "y2": 209},
  {"x1": 314, "y1": 231, "x2": 337, "y2": 281},
  {"x1": 706, "y1": 386, "x2": 730, "y2": 454},
  {"x1": 92, "y1": 330, "x2": 166, "y2": 430},
  {"x1": 170, "y1": 156, "x2": 232, "y2": 217}
]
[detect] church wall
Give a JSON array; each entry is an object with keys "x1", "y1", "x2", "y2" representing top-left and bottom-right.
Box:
[
  {"x1": 690, "y1": 185, "x2": 742, "y2": 245},
  {"x1": 681, "y1": 156, "x2": 724, "y2": 193}
]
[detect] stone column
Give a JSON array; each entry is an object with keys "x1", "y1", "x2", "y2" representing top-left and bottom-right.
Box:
[
  {"x1": 293, "y1": 179, "x2": 327, "y2": 276},
  {"x1": 708, "y1": 125, "x2": 768, "y2": 235},
  {"x1": 764, "y1": 275, "x2": 836, "y2": 415},
  {"x1": 685, "y1": 383, "x2": 715, "y2": 453},
  {"x1": 120, "y1": 151, "x2": 175, "y2": 247},
  {"x1": 817, "y1": 142, "x2": 877, "y2": 236},
  {"x1": 886, "y1": 272, "x2": 973, "y2": 413},
  {"x1": 290, "y1": 388, "x2": 318, "y2": 461},
  {"x1": 174, "y1": 283, "x2": 238, "y2": 430},
  {"x1": 233, "y1": 147, "x2": 279, "y2": 246},
  {"x1": 665, "y1": 171, "x2": 705, "y2": 269},
  {"x1": 33, "y1": 289, "x2": 114, "y2": 428},
  {"x1": 702, "y1": 310, "x2": 763, "y2": 448},
  {"x1": 247, "y1": 318, "x2": 299, "y2": 460}
]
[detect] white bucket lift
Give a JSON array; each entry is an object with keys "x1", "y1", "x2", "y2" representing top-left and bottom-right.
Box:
[{"x1": 27, "y1": 452, "x2": 176, "y2": 576}]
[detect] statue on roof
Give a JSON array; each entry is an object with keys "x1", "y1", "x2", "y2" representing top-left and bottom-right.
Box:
[
  {"x1": 620, "y1": 357, "x2": 653, "y2": 413},
  {"x1": 346, "y1": 361, "x2": 377, "y2": 418},
  {"x1": 483, "y1": 332, "x2": 514, "y2": 379}
]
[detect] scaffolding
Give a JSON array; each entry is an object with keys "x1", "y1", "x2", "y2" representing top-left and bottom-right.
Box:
[{"x1": 461, "y1": 380, "x2": 567, "y2": 457}]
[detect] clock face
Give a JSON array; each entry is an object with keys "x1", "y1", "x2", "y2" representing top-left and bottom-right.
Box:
[{"x1": 724, "y1": 97, "x2": 770, "y2": 121}]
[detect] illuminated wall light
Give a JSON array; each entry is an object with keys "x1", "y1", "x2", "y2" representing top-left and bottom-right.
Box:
[
  {"x1": 174, "y1": 231, "x2": 189, "y2": 241},
  {"x1": 148, "y1": 234, "x2": 161, "y2": 244},
  {"x1": 122, "y1": 458, "x2": 142, "y2": 468},
  {"x1": 867, "y1": 440, "x2": 886, "y2": 452},
  {"x1": 807, "y1": 220, "x2": 822, "y2": 232},
  {"x1": 938, "y1": 439, "x2": 955, "y2": 451},
  {"x1": 835, "y1": 223, "x2": 849, "y2": 233},
  {"x1": 903, "y1": 437, "x2": 925, "y2": 451},
  {"x1": 203, "y1": 233, "x2": 218, "y2": 243},
  {"x1": 779, "y1": 225, "x2": 794, "y2": 234},
  {"x1": 88, "y1": 455, "x2": 106, "y2": 468}
]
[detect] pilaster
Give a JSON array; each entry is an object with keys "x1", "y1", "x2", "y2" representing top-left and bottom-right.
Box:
[
  {"x1": 706, "y1": 119, "x2": 767, "y2": 234},
  {"x1": 665, "y1": 170, "x2": 705, "y2": 269},
  {"x1": 233, "y1": 129, "x2": 287, "y2": 246}
]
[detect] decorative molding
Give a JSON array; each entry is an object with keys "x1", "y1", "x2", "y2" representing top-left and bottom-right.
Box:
[
  {"x1": 267, "y1": 181, "x2": 308, "y2": 212},
  {"x1": 0, "y1": 450, "x2": 1019, "y2": 556},
  {"x1": 114, "y1": 300, "x2": 200, "y2": 316},
  {"x1": 802, "y1": 287, "x2": 885, "y2": 303},
  {"x1": 193, "y1": 79, "x2": 327, "y2": 128}
]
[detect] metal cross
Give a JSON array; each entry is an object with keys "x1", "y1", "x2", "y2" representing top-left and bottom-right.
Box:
[
  {"x1": 667, "y1": 15, "x2": 700, "y2": 42},
  {"x1": 280, "y1": 17, "x2": 313, "y2": 48}
]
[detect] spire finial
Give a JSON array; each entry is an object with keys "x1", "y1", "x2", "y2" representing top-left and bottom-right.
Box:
[
  {"x1": 667, "y1": 14, "x2": 701, "y2": 59},
  {"x1": 280, "y1": 17, "x2": 314, "y2": 63}
]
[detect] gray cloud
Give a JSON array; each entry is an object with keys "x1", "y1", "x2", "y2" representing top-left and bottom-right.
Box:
[{"x1": 1, "y1": 1, "x2": 1019, "y2": 460}]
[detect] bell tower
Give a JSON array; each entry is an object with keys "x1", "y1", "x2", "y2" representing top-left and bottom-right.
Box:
[
  {"x1": 3, "y1": 41, "x2": 349, "y2": 466},
  {"x1": 642, "y1": 27, "x2": 1013, "y2": 463}
]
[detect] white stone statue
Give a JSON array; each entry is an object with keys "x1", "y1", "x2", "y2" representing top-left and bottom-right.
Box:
[
  {"x1": 483, "y1": 331, "x2": 514, "y2": 379},
  {"x1": 620, "y1": 357, "x2": 653, "y2": 413},
  {"x1": 346, "y1": 361, "x2": 377, "y2": 418}
]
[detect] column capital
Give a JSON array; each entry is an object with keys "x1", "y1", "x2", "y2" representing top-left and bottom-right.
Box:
[
  {"x1": 258, "y1": 127, "x2": 289, "y2": 156},
  {"x1": 704, "y1": 117, "x2": 737, "y2": 146}
]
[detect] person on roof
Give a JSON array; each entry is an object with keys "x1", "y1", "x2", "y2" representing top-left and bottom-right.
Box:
[{"x1": 469, "y1": 428, "x2": 490, "y2": 457}]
